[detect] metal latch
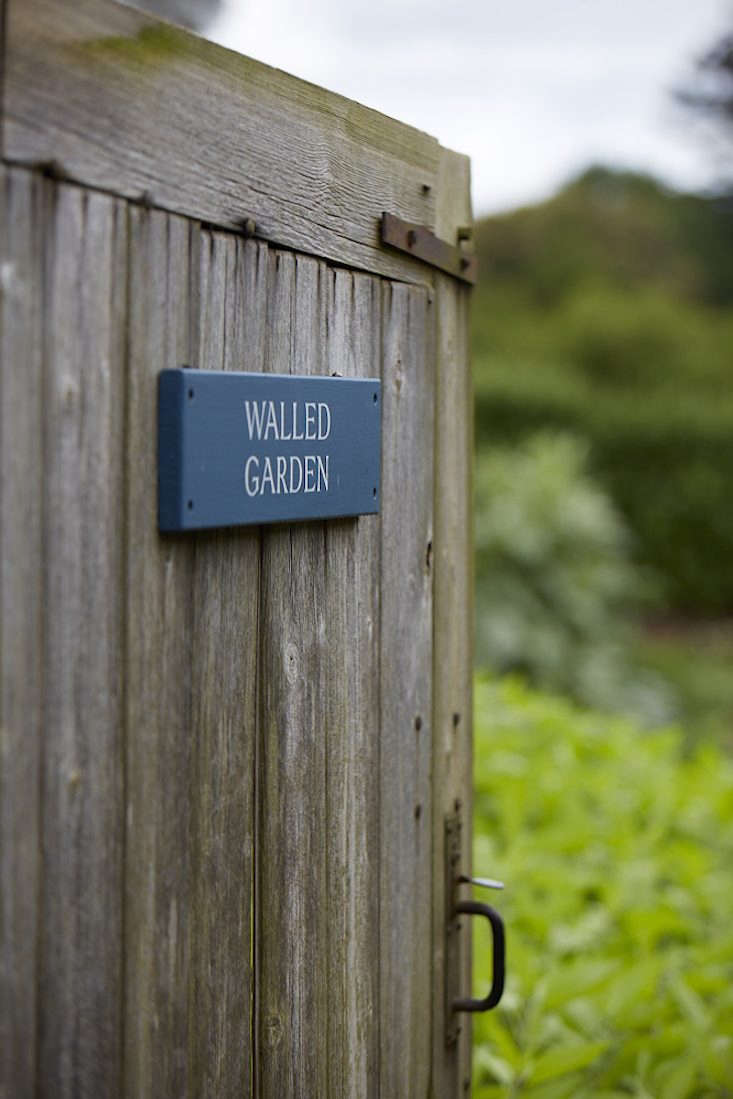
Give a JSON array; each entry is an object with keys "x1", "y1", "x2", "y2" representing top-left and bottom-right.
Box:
[
  {"x1": 381, "y1": 213, "x2": 478, "y2": 284},
  {"x1": 445, "y1": 808, "x2": 505, "y2": 1045}
]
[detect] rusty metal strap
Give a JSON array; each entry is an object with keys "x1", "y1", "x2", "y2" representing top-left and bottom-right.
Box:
[{"x1": 380, "y1": 212, "x2": 477, "y2": 285}]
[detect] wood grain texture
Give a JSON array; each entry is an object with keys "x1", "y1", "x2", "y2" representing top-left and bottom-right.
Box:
[
  {"x1": 187, "y1": 228, "x2": 259, "y2": 1097},
  {"x1": 4, "y1": 0, "x2": 450, "y2": 285},
  {"x1": 36, "y1": 182, "x2": 126, "y2": 1097},
  {"x1": 434, "y1": 147, "x2": 473, "y2": 245},
  {"x1": 124, "y1": 206, "x2": 196, "y2": 1098},
  {"x1": 0, "y1": 165, "x2": 43, "y2": 1099},
  {"x1": 257, "y1": 250, "x2": 330, "y2": 1099},
  {"x1": 0, "y1": 151, "x2": 474, "y2": 1099},
  {"x1": 0, "y1": 0, "x2": 6, "y2": 153},
  {"x1": 431, "y1": 274, "x2": 474, "y2": 1098},
  {"x1": 324, "y1": 270, "x2": 381, "y2": 1099},
  {"x1": 257, "y1": 255, "x2": 386, "y2": 1099},
  {"x1": 379, "y1": 280, "x2": 434, "y2": 1099}
]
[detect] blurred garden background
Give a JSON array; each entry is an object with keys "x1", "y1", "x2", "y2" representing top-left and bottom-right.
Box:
[{"x1": 470, "y1": 29, "x2": 733, "y2": 1097}]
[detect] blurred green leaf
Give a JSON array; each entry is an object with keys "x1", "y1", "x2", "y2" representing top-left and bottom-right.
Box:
[
  {"x1": 529, "y1": 1040, "x2": 610, "y2": 1084},
  {"x1": 651, "y1": 1058, "x2": 698, "y2": 1099}
]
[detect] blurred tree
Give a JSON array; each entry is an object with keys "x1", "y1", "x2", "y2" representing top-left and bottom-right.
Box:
[
  {"x1": 678, "y1": 31, "x2": 733, "y2": 134},
  {"x1": 677, "y1": 28, "x2": 733, "y2": 183},
  {"x1": 127, "y1": 0, "x2": 222, "y2": 32}
]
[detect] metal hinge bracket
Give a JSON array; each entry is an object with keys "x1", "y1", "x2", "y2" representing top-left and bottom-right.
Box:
[{"x1": 381, "y1": 213, "x2": 478, "y2": 285}]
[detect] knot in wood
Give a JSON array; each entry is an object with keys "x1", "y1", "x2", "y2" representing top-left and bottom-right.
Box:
[{"x1": 284, "y1": 642, "x2": 299, "y2": 685}]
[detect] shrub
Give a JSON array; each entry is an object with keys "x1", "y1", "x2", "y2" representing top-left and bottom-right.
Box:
[
  {"x1": 471, "y1": 168, "x2": 733, "y2": 615},
  {"x1": 473, "y1": 351, "x2": 733, "y2": 612},
  {"x1": 474, "y1": 433, "x2": 671, "y2": 722},
  {"x1": 472, "y1": 677, "x2": 733, "y2": 1098}
]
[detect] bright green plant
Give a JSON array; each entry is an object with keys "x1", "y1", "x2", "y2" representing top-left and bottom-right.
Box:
[
  {"x1": 473, "y1": 677, "x2": 733, "y2": 1098},
  {"x1": 474, "y1": 433, "x2": 671, "y2": 722}
]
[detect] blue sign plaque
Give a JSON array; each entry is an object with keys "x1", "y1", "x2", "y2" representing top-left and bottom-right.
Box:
[{"x1": 158, "y1": 368, "x2": 381, "y2": 532}]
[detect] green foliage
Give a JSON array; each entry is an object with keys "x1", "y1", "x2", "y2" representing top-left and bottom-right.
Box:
[
  {"x1": 472, "y1": 167, "x2": 733, "y2": 613},
  {"x1": 474, "y1": 433, "x2": 671, "y2": 721},
  {"x1": 472, "y1": 677, "x2": 733, "y2": 1097},
  {"x1": 475, "y1": 166, "x2": 733, "y2": 307},
  {"x1": 633, "y1": 624, "x2": 733, "y2": 752}
]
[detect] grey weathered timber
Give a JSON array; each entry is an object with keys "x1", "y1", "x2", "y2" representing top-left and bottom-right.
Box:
[
  {"x1": 187, "y1": 228, "x2": 259, "y2": 1096},
  {"x1": 257, "y1": 256, "x2": 385, "y2": 1099},
  {"x1": 324, "y1": 270, "x2": 382, "y2": 1098},
  {"x1": 39, "y1": 182, "x2": 126, "y2": 1098},
  {"x1": 258, "y1": 250, "x2": 330, "y2": 1099},
  {"x1": 0, "y1": 165, "x2": 43, "y2": 1099},
  {"x1": 124, "y1": 207, "x2": 198, "y2": 1098},
  {"x1": 431, "y1": 273, "x2": 474, "y2": 1097},
  {"x1": 379, "y1": 281, "x2": 434, "y2": 1099},
  {"x1": 435, "y1": 147, "x2": 473, "y2": 244},
  {"x1": 1, "y1": 3, "x2": 476, "y2": 1093},
  {"x1": 4, "y1": 0, "x2": 449, "y2": 286}
]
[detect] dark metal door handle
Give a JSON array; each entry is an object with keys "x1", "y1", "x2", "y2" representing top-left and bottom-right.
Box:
[{"x1": 452, "y1": 900, "x2": 505, "y2": 1012}]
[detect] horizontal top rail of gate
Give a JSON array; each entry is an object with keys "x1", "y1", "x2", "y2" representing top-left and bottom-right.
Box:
[{"x1": 1, "y1": 0, "x2": 473, "y2": 285}]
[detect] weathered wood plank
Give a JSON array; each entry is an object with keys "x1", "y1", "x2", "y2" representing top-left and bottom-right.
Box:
[
  {"x1": 257, "y1": 250, "x2": 331, "y2": 1099},
  {"x1": 431, "y1": 150, "x2": 474, "y2": 1097},
  {"x1": 379, "y1": 280, "x2": 434, "y2": 1099},
  {"x1": 431, "y1": 273, "x2": 474, "y2": 1098},
  {"x1": 187, "y1": 228, "x2": 259, "y2": 1096},
  {"x1": 324, "y1": 269, "x2": 382, "y2": 1099},
  {"x1": 0, "y1": 75, "x2": 475, "y2": 1099},
  {"x1": 37, "y1": 181, "x2": 126, "y2": 1097},
  {"x1": 0, "y1": 0, "x2": 7, "y2": 153},
  {"x1": 4, "y1": 0, "x2": 448, "y2": 284},
  {"x1": 124, "y1": 206, "x2": 196, "y2": 1098},
  {"x1": 0, "y1": 165, "x2": 43, "y2": 1099},
  {"x1": 434, "y1": 147, "x2": 473, "y2": 245}
]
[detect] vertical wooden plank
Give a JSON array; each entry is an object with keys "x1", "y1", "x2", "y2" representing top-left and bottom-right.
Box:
[
  {"x1": 187, "y1": 228, "x2": 259, "y2": 1096},
  {"x1": 0, "y1": 0, "x2": 6, "y2": 160},
  {"x1": 324, "y1": 270, "x2": 382, "y2": 1099},
  {"x1": 239, "y1": 238, "x2": 270, "y2": 1098},
  {"x1": 379, "y1": 281, "x2": 434, "y2": 1099},
  {"x1": 431, "y1": 274, "x2": 474, "y2": 1099},
  {"x1": 124, "y1": 207, "x2": 195, "y2": 1099},
  {"x1": 257, "y1": 251, "x2": 330, "y2": 1099},
  {"x1": 37, "y1": 182, "x2": 126, "y2": 1097},
  {"x1": 0, "y1": 165, "x2": 43, "y2": 1099}
]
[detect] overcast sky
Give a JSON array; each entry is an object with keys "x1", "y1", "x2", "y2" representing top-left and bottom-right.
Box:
[{"x1": 209, "y1": 0, "x2": 732, "y2": 215}]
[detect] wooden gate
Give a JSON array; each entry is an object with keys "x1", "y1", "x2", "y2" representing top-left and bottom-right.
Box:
[{"x1": 0, "y1": 1, "x2": 475, "y2": 1095}]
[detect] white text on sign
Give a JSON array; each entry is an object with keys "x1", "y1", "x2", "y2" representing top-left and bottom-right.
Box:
[{"x1": 243, "y1": 400, "x2": 332, "y2": 497}]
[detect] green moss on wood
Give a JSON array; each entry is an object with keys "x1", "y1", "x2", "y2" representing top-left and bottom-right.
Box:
[{"x1": 70, "y1": 24, "x2": 195, "y2": 70}]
